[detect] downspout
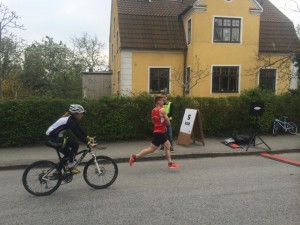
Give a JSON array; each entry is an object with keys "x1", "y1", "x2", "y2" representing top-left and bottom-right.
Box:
[{"x1": 183, "y1": 47, "x2": 187, "y2": 96}]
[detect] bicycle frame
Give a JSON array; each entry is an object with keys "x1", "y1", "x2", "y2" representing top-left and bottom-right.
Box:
[
  {"x1": 74, "y1": 147, "x2": 102, "y2": 175},
  {"x1": 56, "y1": 146, "x2": 102, "y2": 175},
  {"x1": 275, "y1": 119, "x2": 290, "y2": 131}
]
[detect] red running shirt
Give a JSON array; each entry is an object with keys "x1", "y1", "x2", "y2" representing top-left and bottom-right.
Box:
[{"x1": 151, "y1": 107, "x2": 166, "y2": 133}]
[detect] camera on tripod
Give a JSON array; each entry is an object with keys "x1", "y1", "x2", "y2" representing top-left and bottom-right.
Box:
[
  {"x1": 246, "y1": 101, "x2": 271, "y2": 151},
  {"x1": 249, "y1": 102, "x2": 264, "y2": 117}
]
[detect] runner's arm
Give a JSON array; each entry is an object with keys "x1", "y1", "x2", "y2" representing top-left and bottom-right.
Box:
[{"x1": 160, "y1": 108, "x2": 171, "y2": 126}]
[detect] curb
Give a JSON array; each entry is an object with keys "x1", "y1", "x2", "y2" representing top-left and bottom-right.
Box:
[{"x1": 1, "y1": 148, "x2": 299, "y2": 171}]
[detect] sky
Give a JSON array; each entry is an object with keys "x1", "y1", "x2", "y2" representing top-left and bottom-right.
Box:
[
  {"x1": 1, "y1": 0, "x2": 300, "y2": 55},
  {"x1": 1, "y1": 0, "x2": 112, "y2": 54}
]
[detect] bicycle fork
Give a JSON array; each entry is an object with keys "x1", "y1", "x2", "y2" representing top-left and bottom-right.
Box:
[{"x1": 90, "y1": 153, "x2": 102, "y2": 175}]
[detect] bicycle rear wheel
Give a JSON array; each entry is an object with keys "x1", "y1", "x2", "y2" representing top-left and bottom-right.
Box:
[
  {"x1": 272, "y1": 122, "x2": 279, "y2": 136},
  {"x1": 287, "y1": 122, "x2": 297, "y2": 134},
  {"x1": 83, "y1": 156, "x2": 118, "y2": 189},
  {"x1": 22, "y1": 160, "x2": 62, "y2": 196}
]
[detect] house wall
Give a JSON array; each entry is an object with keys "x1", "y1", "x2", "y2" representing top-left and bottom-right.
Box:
[
  {"x1": 182, "y1": 0, "x2": 262, "y2": 97},
  {"x1": 120, "y1": 51, "x2": 132, "y2": 95},
  {"x1": 258, "y1": 54, "x2": 292, "y2": 94},
  {"x1": 109, "y1": 0, "x2": 122, "y2": 95}
]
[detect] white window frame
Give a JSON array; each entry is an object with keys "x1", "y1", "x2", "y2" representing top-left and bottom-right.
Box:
[
  {"x1": 212, "y1": 16, "x2": 243, "y2": 44},
  {"x1": 111, "y1": 44, "x2": 114, "y2": 62},
  {"x1": 258, "y1": 67, "x2": 278, "y2": 93},
  {"x1": 148, "y1": 66, "x2": 171, "y2": 94},
  {"x1": 116, "y1": 31, "x2": 119, "y2": 52},
  {"x1": 185, "y1": 66, "x2": 191, "y2": 94},
  {"x1": 210, "y1": 65, "x2": 241, "y2": 94},
  {"x1": 114, "y1": 17, "x2": 116, "y2": 38}
]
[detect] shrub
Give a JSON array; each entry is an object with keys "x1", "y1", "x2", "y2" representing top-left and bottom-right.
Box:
[{"x1": 0, "y1": 90, "x2": 299, "y2": 147}]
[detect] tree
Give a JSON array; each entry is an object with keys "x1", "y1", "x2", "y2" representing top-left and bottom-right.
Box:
[
  {"x1": 244, "y1": 1, "x2": 300, "y2": 93},
  {"x1": 22, "y1": 36, "x2": 84, "y2": 98},
  {"x1": 0, "y1": 3, "x2": 25, "y2": 99},
  {"x1": 0, "y1": 35, "x2": 25, "y2": 98},
  {"x1": 172, "y1": 55, "x2": 210, "y2": 96},
  {"x1": 266, "y1": 0, "x2": 300, "y2": 91},
  {"x1": 72, "y1": 32, "x2": 107, "y2": 72},
  {"x1": 2, "y1": 70, "x2": 33, "y2": 99},
  {"x1": 279, "y1": 0, "x2": 299, "y2": 38}
]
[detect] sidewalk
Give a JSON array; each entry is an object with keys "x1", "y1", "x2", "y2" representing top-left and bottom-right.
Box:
[{"x1": 0, "y1": 134, "x2": 299, "y2": 170}]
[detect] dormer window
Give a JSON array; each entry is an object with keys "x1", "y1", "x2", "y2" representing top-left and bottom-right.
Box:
[{"x1": 214, "y1": 17, "x2": 241, "y2": 43}]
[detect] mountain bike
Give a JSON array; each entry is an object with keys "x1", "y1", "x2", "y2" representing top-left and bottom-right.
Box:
[
  {"x1": 22, "y1": 141, "x2": 118, "y2": 196},
  {"x1": 272, "y1": 117, "x2": 298, "y2": 136}
]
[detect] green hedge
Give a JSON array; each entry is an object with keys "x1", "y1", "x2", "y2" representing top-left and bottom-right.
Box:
[{"x1": 0, "y1": 89, "x2": 299, "y2": 147}]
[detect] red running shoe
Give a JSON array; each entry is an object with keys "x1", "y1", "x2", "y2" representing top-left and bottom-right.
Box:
[
  {"x1": 168, "y1": 162, "x2": 180, "y2": 169},
  {"x1": 129, "y1": 154, "x2": 136, "y2": 166}
]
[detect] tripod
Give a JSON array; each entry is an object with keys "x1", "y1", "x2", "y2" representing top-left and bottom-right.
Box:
[{"x1": 246, "y1": 102, "x2": 271, "y2": 151}]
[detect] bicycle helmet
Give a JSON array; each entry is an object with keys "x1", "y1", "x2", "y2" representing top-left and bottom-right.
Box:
[{"x1": 69, "y1": 104, "x2": 86, "y2": 114}]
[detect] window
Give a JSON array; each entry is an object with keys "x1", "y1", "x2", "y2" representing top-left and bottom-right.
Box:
[
  {"x1": 259, "y1": 69, "x2": 276, "y2": 92},
  {"x1": 185, "y1": 67, "x2": 191, "y2": 94},
  {"x1": 111, "y1": 44, "x2": 113, "y2": 62},
  {"x1": 116, "y1": 31, "x2": 119, "y2": 52},
  {"x1": 149, "y1": 68, "x2": 170, "y2": 94},
  {"x1": 117, "y1": 71, "x2": 121, "y2": 95},
  {"x1": 187, "y1": 19, "x2": 191, "y2": 45},
  {"x1": 114, "y1": 17, "x2": 115, "y2": 37},
  {"x1": 214, "y1": 17, "x2": 241, "y2": 43},
  {"x1": 212, "y1": 66, "x2": 239, "y2": 93}
]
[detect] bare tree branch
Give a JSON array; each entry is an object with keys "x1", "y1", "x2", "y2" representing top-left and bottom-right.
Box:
[
  {"x1": 72, "y1": 32, "x2": 107, "y2": 72},
  {"x1": 284, "y1": 0, "x2": 300, "y2": 13},
  {"x1": 0, "y1": 3, "x2": 25, "y2": 99},
  {"x1": 172, "y1": 55, "x2": 210, "y2": 96}
]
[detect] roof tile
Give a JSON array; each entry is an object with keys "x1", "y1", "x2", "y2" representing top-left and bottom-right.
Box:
[
  {"x1": 116, "y1": 0, "x2": 300, "y2": 52},
  {"x1": 258, "y1": 0, "x2": 300, "y2": 53},
  {"x1": 119, "y1": 13, "x2": 186, "y2": 50}
]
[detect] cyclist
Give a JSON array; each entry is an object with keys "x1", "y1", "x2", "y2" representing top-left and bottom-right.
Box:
[{"x1": 45, "y1": 104, "x2": 95, "y2": 174}]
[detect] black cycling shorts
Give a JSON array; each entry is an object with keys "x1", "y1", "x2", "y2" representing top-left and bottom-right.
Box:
[{"x1": 152, "y1": 133, "x2": 168, "y2": 147}]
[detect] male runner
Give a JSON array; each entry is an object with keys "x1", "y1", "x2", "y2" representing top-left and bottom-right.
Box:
[{"x1": 129, "y1": 96, "x2": 180, "y2": 169}]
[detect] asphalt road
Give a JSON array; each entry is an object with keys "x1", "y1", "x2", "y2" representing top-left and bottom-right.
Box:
[{"x1": 0, "y1": 154, "x2": 299, "y2": 225}]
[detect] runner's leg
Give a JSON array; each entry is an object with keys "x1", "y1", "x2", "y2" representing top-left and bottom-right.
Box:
[
  {"x1": 136, "y1": 144, "x2": 158, "y2": 158},
  {"x1": 163, "y1": 140, "x2": 172, "y2": 163}
]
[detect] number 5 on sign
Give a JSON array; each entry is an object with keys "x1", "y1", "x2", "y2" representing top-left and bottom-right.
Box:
[
  {"x1": 180, "y1": 109, "x2": 197, "y2": 134},
  {"x1": 177, "y1": 108, "x2": 205, "y2": 147}
]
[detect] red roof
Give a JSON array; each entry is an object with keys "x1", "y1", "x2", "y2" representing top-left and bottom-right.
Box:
[
  {"x1": 258, "y1": 0, "x2": 300, "y2": 53},
  {"x1": 116, "y1": 0, "x2": 300, "y2": 53}
]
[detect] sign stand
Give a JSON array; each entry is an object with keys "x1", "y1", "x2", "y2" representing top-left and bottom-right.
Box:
[{"x1": 177, "y1": 108, "x2": 205, "y2": 147}]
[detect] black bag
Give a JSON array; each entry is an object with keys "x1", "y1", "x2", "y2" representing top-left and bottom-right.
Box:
[{"x1": 232, "y1": 135, "x2": 252, "y2": 145}]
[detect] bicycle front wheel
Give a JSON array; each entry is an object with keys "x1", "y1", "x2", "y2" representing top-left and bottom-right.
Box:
[
  {"x1": 83, "y1": 156, "x2": 118, "y2": 189},
  {"x1": 287, "y1": 122, "x2": 298, "y2": 134},
  {"x1": 22, "y1": 160, "x2": 62, "y2": 196},
  {"x1": 272, "y1": 121, "x2": 279, "y2": 136}
]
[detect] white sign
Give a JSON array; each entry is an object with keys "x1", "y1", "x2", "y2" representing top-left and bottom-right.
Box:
[{"x1": 179, "y1": 108, "x2": 197, "y2": 134}]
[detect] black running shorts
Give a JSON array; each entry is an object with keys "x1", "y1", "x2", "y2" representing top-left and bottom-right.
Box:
[{"x1": 152, "y1": 133, "x2": 168, "y2": 147}]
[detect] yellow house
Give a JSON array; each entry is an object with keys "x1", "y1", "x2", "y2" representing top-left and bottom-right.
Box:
[{"x1": 109, "y1": 0, "x2": 300, "y2": 97}]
